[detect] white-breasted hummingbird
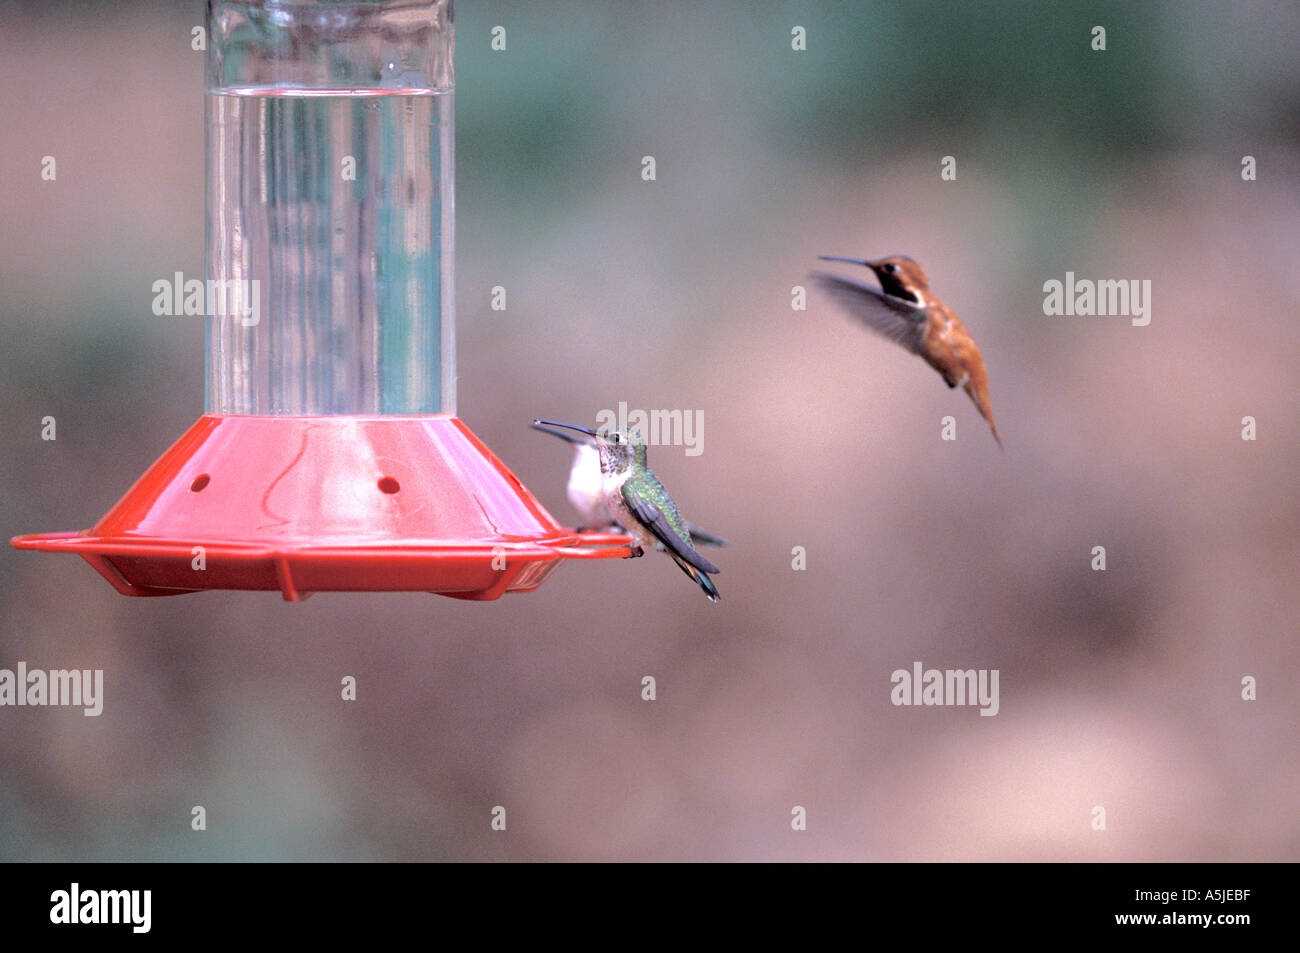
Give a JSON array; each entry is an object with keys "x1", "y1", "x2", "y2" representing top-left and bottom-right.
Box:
[
  {"x1": 531, "y1": 421, "x2": 727, "y2": 546},
  {"x1": 534, "y1": 419, "x2": 721, "y2": 603}
]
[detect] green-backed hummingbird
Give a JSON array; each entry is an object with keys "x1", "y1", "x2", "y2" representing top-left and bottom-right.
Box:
[
  {"x1": 534, "y1": 419, "x2": 721, "y2": 603},
  {"x1": 531, "y1": 421, "x2": 727, "y2": 546}
]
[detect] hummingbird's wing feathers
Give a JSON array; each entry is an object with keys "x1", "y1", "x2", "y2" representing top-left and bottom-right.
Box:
[
  {"x1": 621, "y1": 480, "x2": 720, "y2": 575},
  {"x1": 810, "y1": 271, "x2": 926, "y2": 354},
  {"x1": 654, "y1": 523, "x2": 724, "y2": 552}
]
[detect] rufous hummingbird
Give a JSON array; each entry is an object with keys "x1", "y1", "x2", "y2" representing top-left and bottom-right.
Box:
[
  {"x1": 811, "y1": 255, "x2": 1002, "y2": 447},
  {"x1": 531, "y1": 421, "x2": 727, "y2": 546},
  {"x1": 534, "y1": 419, "x2": 721, "y2": 603}
]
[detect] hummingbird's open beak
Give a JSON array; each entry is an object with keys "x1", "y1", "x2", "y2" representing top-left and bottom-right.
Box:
[
  {"x1": 818, "y1": 255, "x2": 872, "y2": 268},
  {"x1": 533, "y1": 418, "x2": 598, "y2": 438},
  {"x1": 530, "y1": 421, "x2": 586, "y2": 444}
]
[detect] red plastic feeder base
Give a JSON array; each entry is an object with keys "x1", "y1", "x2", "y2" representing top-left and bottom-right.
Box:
[{"x1": 11, "y1": 415, "x2": 632, "y2": 601}]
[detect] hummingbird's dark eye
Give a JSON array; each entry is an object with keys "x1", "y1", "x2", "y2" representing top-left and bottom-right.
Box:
[{"x1": 885, "y1": 263, "x2": 898, "y2": 274}]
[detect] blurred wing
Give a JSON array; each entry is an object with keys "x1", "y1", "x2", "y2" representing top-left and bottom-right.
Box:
[
  {"x1": 683, "y1": 522, "x2": 727, "y2": 547},
  {"x1": 809, "y1": 271, "x2": 926, "y2": 354},
  {"x1": 622, "y1": 484, "x2": 720, "y2": 575}
]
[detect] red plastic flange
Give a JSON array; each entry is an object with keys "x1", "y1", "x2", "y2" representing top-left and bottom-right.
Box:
[{"x1": 11, "y1": 414, "x2": 632, "y2": 601}]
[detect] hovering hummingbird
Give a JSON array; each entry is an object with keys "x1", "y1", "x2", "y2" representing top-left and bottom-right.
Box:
[
  {"x1": 811, "y1": 255, "x2": 1002, "y2": 447},
  {"x1": 534, "y1": 419, "x2": 721, "y2": 603},
  {"x1": 531, "y1": 421, "x2": 727, "y2": 546}
]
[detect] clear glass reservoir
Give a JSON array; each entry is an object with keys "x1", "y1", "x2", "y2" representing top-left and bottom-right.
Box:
[{"x1": 206, "y1": 0, "x2": 454, "y2": 415}]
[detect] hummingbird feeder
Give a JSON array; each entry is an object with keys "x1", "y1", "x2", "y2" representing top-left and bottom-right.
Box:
[{"x1": 12, "y1": 0, "x2": 630, "y2": 601}]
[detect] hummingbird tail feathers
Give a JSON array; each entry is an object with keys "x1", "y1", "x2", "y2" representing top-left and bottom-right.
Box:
[
  {"x1": 669, "y1": 551, "x2": 721, "y2": 603},
  {"x1": 694, "y1": 570, "x2": 721, "y2": 603},
  {"x1": 963, "y1": 380, "x2": 1003, "y2": 450}
]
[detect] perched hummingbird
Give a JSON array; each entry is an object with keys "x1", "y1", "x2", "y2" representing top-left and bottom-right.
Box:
[
  {"x1": 534, "y1": 419, "x2": 721, "y2": 603},
  {"x1": 531, "y1": 421, "x2": 727, "y2": 546},
  {"x1": 811, "y1": 255, "x2": 1002, "y2": 447}
]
